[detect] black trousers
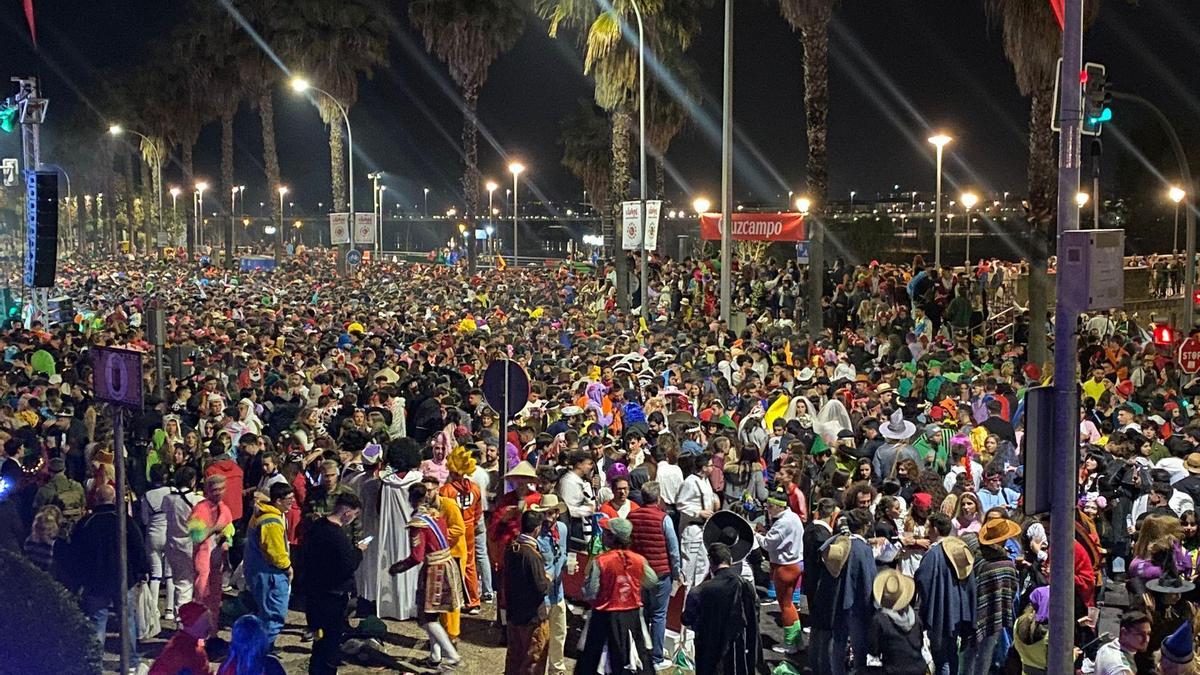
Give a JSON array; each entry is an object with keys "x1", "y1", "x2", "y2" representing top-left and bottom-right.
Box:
[
  {"x1": 577, "y1": 608, "x2": 651, "y2": 675},
  {"x1": 306, "y1": 591, "x2": 350, "y2": 675}
]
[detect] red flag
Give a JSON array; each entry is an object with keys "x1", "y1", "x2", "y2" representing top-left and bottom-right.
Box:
[
  {"x1": 23, "y1": 0, "x2": 36, "y2": 46},
  {"x1": 1048, "y1": 0, "x2": 1064, "y2": 30}
]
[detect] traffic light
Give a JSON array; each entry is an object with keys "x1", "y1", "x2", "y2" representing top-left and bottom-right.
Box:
[
  {"x1": 1154, "y1": 323, "x2": 1176, "y2": 346},
  {"x1": 0, "y1": 106, "x2": 15, "y2": 133},
  {"x1": 1082, "y1": 62, "x2": 1111, "y2": 136},
  {"x1": 1192, "y1": 289, "x2": 1200, "y2": 307}
]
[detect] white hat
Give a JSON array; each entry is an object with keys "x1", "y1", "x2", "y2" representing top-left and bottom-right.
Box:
[{"x1": 797, "y1": 367, "x2": 815, "y2": 383}]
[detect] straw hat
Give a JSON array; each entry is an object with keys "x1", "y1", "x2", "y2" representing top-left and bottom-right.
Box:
[
  {"x1": 822, "y1": 535, "x2": 851, "y2": 578},
  {"x1": 504, "y1": 460, "x2": 538, "y2": 480},
  {"x1": 529, "y1": 494, "x2": 565, "y2": 514},
  {"x1": 872, "y1": 569, "x2": 916, "y2": 611},
  {"x1": 978, "y1": 518, "x2": 1022, "y2": 546},
  {"x1": 941, "y1": 536, "x2": 975, "y2": 581}
]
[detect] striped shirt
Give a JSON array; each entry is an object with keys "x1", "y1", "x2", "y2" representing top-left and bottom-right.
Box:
[{"x1": 22, "y1": 537, "x2": 54, "y2": 572}]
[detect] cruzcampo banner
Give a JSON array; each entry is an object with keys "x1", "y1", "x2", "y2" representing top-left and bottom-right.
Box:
[{"x1": 699, "y1": 213, "x2": 805, "y2": 242}]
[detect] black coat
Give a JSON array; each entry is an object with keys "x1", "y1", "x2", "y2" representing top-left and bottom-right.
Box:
[
  {"x1": 62, "y1": 505, "x2": 150, "y2": 603},
  {"x1": 868, "y1": 610, "x2": 927, "y2": 675},
  {"x1": 802, "y1": 523, "x2": 835, "y2": 628},
  {"x1": 301, "y1": 517, "x2": 363, "y2": 596},
  {"x1": 682, "y1": 566, "x2": 760, "y2": 675}
]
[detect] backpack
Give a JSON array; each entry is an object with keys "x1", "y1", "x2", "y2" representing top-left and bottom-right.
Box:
[{"x1": 49, "y1": 478, "x2": 86, "y2": 533}]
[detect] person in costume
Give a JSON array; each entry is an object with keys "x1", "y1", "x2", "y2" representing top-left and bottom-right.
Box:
[
  {"x1": 915, "y1": 511, "x2": 977, "y2": 675},
  {"x1": 439, "y1": 445, "x2": 484, "y2": 613},
  {"x1": 148, "y1": 602, "x2": 213, "y2": 675},
  {"x1": 682, "y1": 542, "x2": 761, "y2": 675},
  {"x1": 188, "y1": 474, "x2": 234, "y2": 639},
  {"x1": 387, "y1": 482, "x2": 462, "y2": 670},
  {"x1": 867, "y1": 569, "x2": 926, "y2": 675},
  {"x1": 578, "y1": 517, "x2": 657, "y2": 675},
  {"x1": 370, "y1": 439, "x2": 424, "y2": 620},
  {"x1": 760, "y1": 485, "x2": 805, "y2": 654},
  {"x1": 819, "y1": 507, "x2": 878, "y2": 675}
]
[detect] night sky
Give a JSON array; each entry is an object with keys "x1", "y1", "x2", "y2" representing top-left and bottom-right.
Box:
[{"x1": 0, "y1": 0, "x2": 1197, "y2": 216}]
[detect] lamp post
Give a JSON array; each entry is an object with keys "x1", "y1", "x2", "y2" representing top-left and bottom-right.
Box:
[
  {"x1": 1170, "y1": 186, "x2": 1186, "y2": 254},
  {"x1": 928, "y1": 134, "x2": 952, "y2": 269},
  {"x1": 960, "y1": 192, "x2": 978, "y2": 267},
  {"x1": 194, "y1": 182, "x2": 207, "y2": 255},
  {"x1": 719, "y1": 0, "x2": 733, "y2": 324},
  {"x1": 509, "y1": 163, "x2": 524, "y2": 264},
  {"x1": 169, "y1": 187, "x2": 181, "y2": 248},
  {"x1": 625, "y1": 0, "x2": 650, "y2": 317},
  {"x1": 377, "y1": 185, "x2": 386, "y2": 253},
  {"x1": 277, "y1": 186, "x2": 288, "y2": 262},
  {"x1": 109, "y1": 124, "x2": 163, "y2": 254},
  {"x1": 423, "y1": 187, "x2": 430, "y2": 219},
  {"x1": 292, "y1": 77, "x2": 355, "y2": 272},
  {"x1": 486, "y1": 180, "x2": 498, "y2": 257}
]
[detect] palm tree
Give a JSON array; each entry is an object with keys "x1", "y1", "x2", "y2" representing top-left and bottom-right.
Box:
[
  {"x1": 560, "y1": 99, "x2": 613, "y2": 225},
  {"x1": 536, "y1": 0, "x2": 705, "y2": 310},
  {"x1": 985, "y1": 0, "x2": 1099, "y2": 365},
  {"x1": 286, "y1": 0, "x2": 390, "y2": 212},
  {"x1": 409, "y1": 0, "x2": 526, "y2": 265},
  {"x1": 780, "y1": 0, "x2": 838, "y2": 340},
  {"x1": 646, "y1": 47, "x2": 699, "y2": 199}
]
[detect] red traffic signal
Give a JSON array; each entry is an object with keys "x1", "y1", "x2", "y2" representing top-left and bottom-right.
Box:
[
  {"x1": 1154, "y1": 324, "x2": 1176, "y2": 346},
  {"x1": 1192, "y1": 289, "x2": 1200, "y2": 306}
]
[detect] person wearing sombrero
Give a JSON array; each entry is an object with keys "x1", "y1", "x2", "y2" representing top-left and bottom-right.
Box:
[
  {"x1": 866, "y1": 569, "x2": 926, "y2": 675},
  {"x1": 914, "y1": 511, "x2": 977, "y2": 675},
  {"x1": 817, "y1": 507, "x2": 877, "y2": 675},
  {"x1": 681, "y1": 541, "x2": 761, "y2": 675},
  {"x1": 872, "y1": 408, "x2": 922, "y2": 480},
  {"x1": 963, "y1": 517, "x2": 1021, "y2": 675}
]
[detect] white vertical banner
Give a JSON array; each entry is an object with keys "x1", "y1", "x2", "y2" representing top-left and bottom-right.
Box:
[
  {"x1": 645, "y1": 199, "x2": 662, "y2": 250},
  {"x1": 354, "y1": 212, "x2": 376, "y2": 244},
  {"x1": 329, "y1": 212, "x2": 350, "y2": 245},
  {"x1": 621, "y1": 200, "x2": 641, "y2": 250}
]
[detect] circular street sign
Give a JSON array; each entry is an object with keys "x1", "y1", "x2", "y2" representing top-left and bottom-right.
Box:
[
  {"x1": 482, "y1": 359, "x2": 530, "y2": 420},
  {"x1": 1180, "y1": 337, "x2": 1200, "y2": 374},
  {"x1": 346, "y1": 249, "x2": 363, "y2": 267}
]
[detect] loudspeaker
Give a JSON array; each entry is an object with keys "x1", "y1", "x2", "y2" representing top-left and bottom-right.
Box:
[{"x1": 23, "y1": 170, "x2": 58, "y2": 288}]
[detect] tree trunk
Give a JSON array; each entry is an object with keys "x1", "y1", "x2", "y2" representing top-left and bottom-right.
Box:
[
  {"x1": 221, "y1": 109, "x2": 235, "y2": 268},
  {"x1": 182, "y1": 141, "x2": 195, "y2": 258},
  {"x1": 655, "y1": 158, "x2": 666, "y2": 201},
  {"x1": 462, "y1": 84, "x2": 481, "y2": 274},
  {"x1": 140, "y1": 157, "x2": 153, "y2": 255},
  {"x1": 329, "y1": 113, "x2": 346, "y2": 212},
  {"x1": 259, "y1": 91, "x2": 283, "y2": 263},
  {"x1": 1026, "y1": 90, "x2": 1056, "y2": 367},
  {"x1": 801, "y1": 9, "x2": 831, "y2": 342},
  {"x1": 122, "y1": 151, "x2": 135, "y2": 257},
  {"x1": 611, "y1": 106, "x2": 632, "y2": 313},
  {"x1": 1026, "y1": 84, "x2": 1057, "y2": 367}
]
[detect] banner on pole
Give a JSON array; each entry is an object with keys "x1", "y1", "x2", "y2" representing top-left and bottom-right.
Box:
[
  {"x1": 622, "y1": 201, "x2": 641, "y2": 250},
  {"x1": 354, "y1": 212, "x2": 376, "y2": 244},
  {"x1": 329, "y1": 213, "x2": 350, "y2": 245},
  {"x1": 699, "y1": 213, "x2": 805, "y2": 242},
  {"x1": 645, "y1": 200, "x2": 661, "y2": 250}
]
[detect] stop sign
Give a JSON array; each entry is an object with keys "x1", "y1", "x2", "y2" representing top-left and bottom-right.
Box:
[{"x1": 1179, "y1": 337, "x2": 1200, "y2": 374}]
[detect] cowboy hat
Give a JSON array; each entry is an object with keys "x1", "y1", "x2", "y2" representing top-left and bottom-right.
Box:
[
  {"x1": 872, "y1": 569, "x2": 916, "y2": 611},
  {"x1": 822, "y1": 535, "x2": 851, "y2": 578},
  {"x1": 702, "y1": 511, "x2": 754, "y2": 563},
  {"x1": 941, "y1": 536, "x2": 975, "y2": 581},
  {"x1": 504, "y1": 460, "x2": 538, "y2": 480},
  {"x1": 796, "y1": 367, "x2": 815, "y2": 383},
  {"x1": 978, "y1": 518, "x2": 1022, "y2": 546},
  {"x1": 529, "y1": 494, "x2": 565, "y2": 513},
  {"x1": 880, "y1": 408, "x2": 917, "y2": 441},
  {"x1": 1186, "y1": 453, "x2": 1200, "y2": 475}
]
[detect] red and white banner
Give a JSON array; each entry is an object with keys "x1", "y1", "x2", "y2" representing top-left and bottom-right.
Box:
[{"x1": 699, "y1": 213, "x2": 805, "y2": 242}]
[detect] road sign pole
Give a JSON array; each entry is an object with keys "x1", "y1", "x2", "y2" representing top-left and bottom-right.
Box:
[{"x1": 114, "y1": 408, "x2": 130, "y2": 675}]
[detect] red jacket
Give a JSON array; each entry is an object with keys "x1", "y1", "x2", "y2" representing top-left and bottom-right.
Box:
[
  {"x1": 205, "y1": 459, "x2": 244, "y2": 522},
  {"x1": 148, "y1": 632, "x2": 211, "y2": 675}
]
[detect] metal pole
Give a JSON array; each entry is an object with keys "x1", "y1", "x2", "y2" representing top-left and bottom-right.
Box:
[
  {"x1": 1091, "y1": 140, "x2": 1101, "y2": 230},
  {"x1": 718, "y1": 0, "x2": 733, "y2": 324},
  {"x1": 513, "y1": 173, "x2": 519, "y2": 265},
  {"x1": 1110, "y1": 91, "x2": 1196, "y2": 328},
  {"x1": 114, "y1": 408, "x2": 130, "y2": 675},
  {"x1": 964, "y1": 206, "x2": 971, "y2": 268},
  {"x1": 934, "y1": 145, "x2": 943, "y2": 268},
  {"x1": 1049, "y1": 0, "x2": 1084, "y2": 671},
  {"x1": 1176, "y1": 204, "x2": 1181, "y2": 255},
  {"x1": 631, "y1": 0, "x2": 648, "y2": 319}
]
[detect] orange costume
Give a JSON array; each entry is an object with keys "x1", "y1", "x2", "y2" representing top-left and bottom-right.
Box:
[{"x1": 440, "y1": 475, "x2": 482, "y2": 610}]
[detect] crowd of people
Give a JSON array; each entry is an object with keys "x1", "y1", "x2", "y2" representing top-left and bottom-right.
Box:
[{"x1": 0, "y1": 246, "x2": 1196, "y2": 675}]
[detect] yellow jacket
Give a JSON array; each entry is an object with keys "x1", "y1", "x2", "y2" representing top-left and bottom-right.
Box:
[
  {"x1": 249, "y1": 503, "x2": 291, "y2": 570},
  {"x1": 437, "y1": 495, "x2": 467, "y2": 559}
]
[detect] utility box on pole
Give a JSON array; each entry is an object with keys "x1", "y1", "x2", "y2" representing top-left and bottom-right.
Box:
[{"x1": 1058, "y1": 229, "x2": 1124, "y2": 313}]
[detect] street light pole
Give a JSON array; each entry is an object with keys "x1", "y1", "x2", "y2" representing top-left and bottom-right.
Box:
[
  {"x1": 928, "y1": 134, "x2": 952, "y2": 269},
  {"x1": 424, "y1": 187, "x2": 429, "y2": 219},
  {"x1": 629, "y1": 0, "x2": 649, "y2": 319},
  {"x1": 1171, "y1": 186, "x2": 1186, "y2": 255},
  {"x1": 719, "y1": 0, "x2": 733, "y2": 324},
  {"x1": 195, "y1": 182, "x2": 207, "y2": 254},
  {"x1": 960, "y1": 192, "x2": 978, "y2": 268},
  {"x1": 509, "y1": 163, "x2": 524, "y2": 264},
  {"x1": 277, "y1": 186, "x2": 288, "y2": 263},
  {"x1": 292, "y1": 78, "x2": 355, "y2": 273},
  {"x1": 486, "y1": 181, "x2": 497, "y2": 258}
]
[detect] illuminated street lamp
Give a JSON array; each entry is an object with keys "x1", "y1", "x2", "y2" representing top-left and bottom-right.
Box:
[
  {"x1": 291, "y1": 75, "x2": 355, "y2": 269},
  {"x1": 1075, "y1": 192, "x2": 1089, "y2": 209},
  {"x1": 1170, "y1": 186, "x2": 1187, "y2": 254},
  {"x1": 960, "y1": 192, "x2": 979, "y2": 266},
  {"x1": 693, "y1": 197, "x2": 711, "y2": 215},
  {"x1": 795, "y1": 197, "x2": 812, "y2": 215},
  {"x1": 928, "y1": 133, "x2": 953, "y2": 268}
]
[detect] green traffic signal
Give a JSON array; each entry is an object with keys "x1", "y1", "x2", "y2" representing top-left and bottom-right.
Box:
[{"x1": 0, "y1": 107, "x2": 15, "y2": 133}]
